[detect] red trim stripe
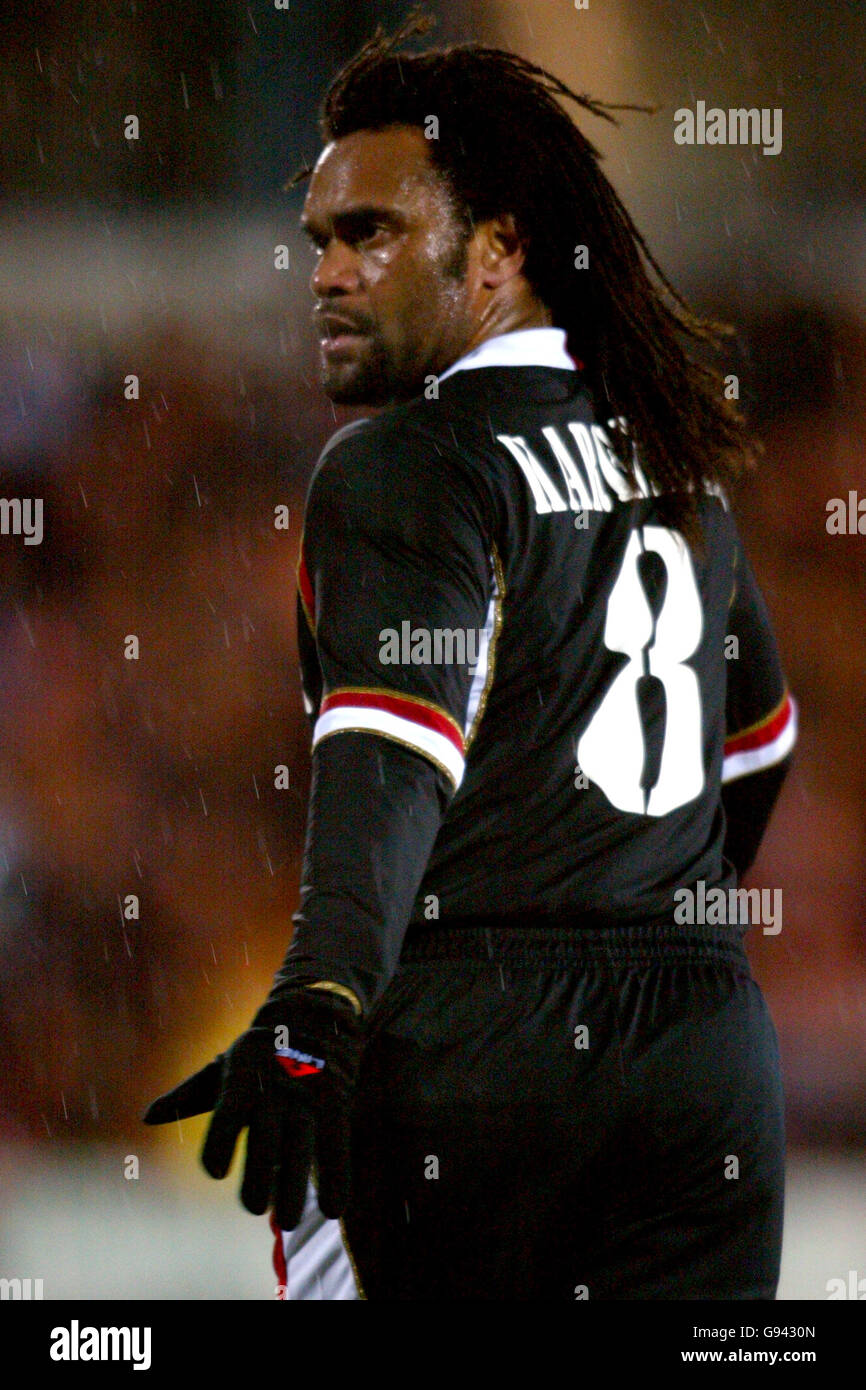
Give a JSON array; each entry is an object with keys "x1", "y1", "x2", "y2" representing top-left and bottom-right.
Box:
[
  {"x1": 270, "y1": 1211, "x2": 287, "y2": 1300},
  {"x1": 277, "y1": 1055, "x2": 323, "y2": 1078},
  {"x1": 297, "y1": 540, "x2": 315, "y2": 630},
  {"x1": 724, "y1": 693, "x2": 792, "y2": 756},
  {"x1": 320, "y1": 689, "x2": 465, "y2": 756}
]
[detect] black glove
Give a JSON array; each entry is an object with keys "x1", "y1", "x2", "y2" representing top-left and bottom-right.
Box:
[{"x1": 143, "y1": 987, "x2": 363, "y2": 1230}]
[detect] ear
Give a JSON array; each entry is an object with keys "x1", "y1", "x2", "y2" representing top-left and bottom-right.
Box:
[{"x1": 476, "y1": 213, "x2": 528, "y2": 287}]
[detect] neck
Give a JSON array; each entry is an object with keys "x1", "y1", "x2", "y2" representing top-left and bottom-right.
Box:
[{"x1": 461, "y1": 292, "x2": 554, "y2": 357}]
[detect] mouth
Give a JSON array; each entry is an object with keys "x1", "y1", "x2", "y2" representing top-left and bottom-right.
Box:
[
  {"x1": 315, "y1": 313, "x2": 371, "y2": 357},
  {"x1": 320, "y1": 331, "x2": 366, "y2": 356}
]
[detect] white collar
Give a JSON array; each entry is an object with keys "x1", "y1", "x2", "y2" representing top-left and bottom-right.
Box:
[{"x1": 438, "y1": 327, "x2": 577, "y2": 383}]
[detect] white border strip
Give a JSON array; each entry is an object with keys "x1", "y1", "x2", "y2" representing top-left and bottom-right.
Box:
[
  {"x1": 278, "y1": 1180, "x2": 359, "y2": 1301},
  {"x1": 313, "y1": 704, "x2": 465, "y2": 788},
  {"x1": 464, "y1": 588, "x2": 496, "y2": 734},
  {"x1": 722, "y1": 699, "x2": 798, "y2": 784},
  {"x1": 438, "y1": 326, "x2": 576, "y2": 383}
]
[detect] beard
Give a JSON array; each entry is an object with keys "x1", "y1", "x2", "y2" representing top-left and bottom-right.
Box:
[{"x1": 319, "y1": 331, "x2": 406, "y2": 406}]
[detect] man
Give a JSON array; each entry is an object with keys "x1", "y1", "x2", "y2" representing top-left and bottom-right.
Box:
[{"x1": 146, "y1": 15, "x2": 796, "y2": 1300}]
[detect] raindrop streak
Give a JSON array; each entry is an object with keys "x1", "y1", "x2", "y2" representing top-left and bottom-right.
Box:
[{"x1": 16, "y1": 610, "x2": 35, "y2": 650}]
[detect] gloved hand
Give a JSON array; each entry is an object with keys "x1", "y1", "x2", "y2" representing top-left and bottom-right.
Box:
[{"x1": 143, "y1": 986, "x2": 363, "y2": 1229}]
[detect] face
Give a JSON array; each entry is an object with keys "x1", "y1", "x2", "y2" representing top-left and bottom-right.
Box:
[{"x1": 301, "y1": 126, "x2": 478, "y2": 406}]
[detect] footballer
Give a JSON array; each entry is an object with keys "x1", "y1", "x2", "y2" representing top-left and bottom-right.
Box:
[{"x1": 146, "y1": 13, "x2": 796, "y2": 1301}]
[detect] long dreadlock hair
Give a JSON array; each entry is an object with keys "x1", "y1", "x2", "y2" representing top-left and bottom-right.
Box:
[{"x1": 289, "y1": 8, "x2": 760, "y2": 539}]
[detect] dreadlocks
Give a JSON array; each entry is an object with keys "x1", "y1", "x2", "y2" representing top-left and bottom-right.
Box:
[{"x1": 290, "y1": 8, "x2": 759, "y2": 538}]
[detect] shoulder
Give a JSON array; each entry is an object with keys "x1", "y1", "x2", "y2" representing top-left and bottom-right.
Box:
[
  {"x1": 315, "y1": 397, "x2": 455, "y2": 468},
  {"x1": 310, "y1": 397, "x2": 488, "y2": 505},
  {"x1": 305, "y1": 399, "x2": 496, "y2": 549},
  {"x1": 317, "y1": 417, "x2": 373, "y2": 464}
]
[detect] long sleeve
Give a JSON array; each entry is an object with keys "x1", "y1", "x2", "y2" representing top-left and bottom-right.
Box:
[{"x1": 279, "y1": 416, "x2": 496, "y2": 1013}]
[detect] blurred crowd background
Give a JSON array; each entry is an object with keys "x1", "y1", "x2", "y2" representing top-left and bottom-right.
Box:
[{"x1": 1, "y1": 0, "x2": 864, "y2": 1298}]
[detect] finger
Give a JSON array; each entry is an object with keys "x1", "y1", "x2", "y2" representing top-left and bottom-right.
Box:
[
  {"x1": 240, "y1": 1099, "x2": 283, "y2": 1216},
  {"x1": 273, "y1": 1102, "x2": 315, "y2": 1231},
  {"x1": 312, "y1": 1102, "x2": 352, "y2": 1219},
  {"x1": 201, "y1": 1096, "x2": 249, "y2": 1179},
  {"x1": 143, "y1": 1059, "x2": 224, "y2": 1124}
]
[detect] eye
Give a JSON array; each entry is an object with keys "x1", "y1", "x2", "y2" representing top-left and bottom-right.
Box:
[
  {"x1": 301, "y1": 216, "x2": 395, "y2": 255},
  {"x1": 354, "y1": 220, "x2": 390, "y2": 247}
]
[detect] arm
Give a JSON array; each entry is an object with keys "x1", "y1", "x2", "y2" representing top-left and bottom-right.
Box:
[
  {"x1": 721, "y1": 533, "x2": 797, "y2": 878},
  {"x1": 276, "y1": 732, "x2": 448, "y2": 1013},
  {"x1": 283, "y1": 419, "x2": 495, "y2": 1012}
]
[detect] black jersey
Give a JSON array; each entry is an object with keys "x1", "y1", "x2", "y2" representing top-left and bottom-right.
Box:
[{"x1": 286, "y1": 351, "x2": 796, "y2": 1012}]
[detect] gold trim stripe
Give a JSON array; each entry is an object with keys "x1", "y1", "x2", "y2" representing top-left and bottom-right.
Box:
[
  {"x1": 314, "y1": 724, "x2": 459, "y2": 791},
  {"x1": 466, "y1": 541, "x2": 505, "y2": 749},
  {"x1": 305, "y1": 980, "x2": 363, "y2": 1018}
]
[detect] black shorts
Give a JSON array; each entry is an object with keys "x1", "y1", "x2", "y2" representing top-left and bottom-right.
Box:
[{"x1": 342, "y1": 919, "x2": 786, "y2": 1301}]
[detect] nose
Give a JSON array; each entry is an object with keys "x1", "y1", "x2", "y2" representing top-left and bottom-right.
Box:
[{"x1": 310, "y1": 239, "x2": 361, "y2": 298}]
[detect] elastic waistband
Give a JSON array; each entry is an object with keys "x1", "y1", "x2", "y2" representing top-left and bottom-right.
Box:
[{"x1": 401, "y1": 916, "x2": 749, "y2": 968}]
